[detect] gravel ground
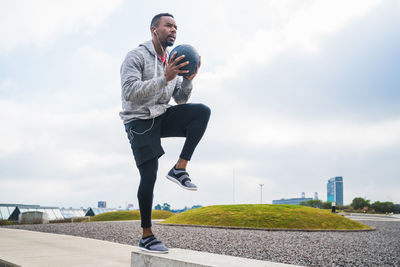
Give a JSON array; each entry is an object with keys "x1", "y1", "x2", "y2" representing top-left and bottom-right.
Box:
[{"x1": 3, "y1": 220, "x2": 400, "y2": 266}]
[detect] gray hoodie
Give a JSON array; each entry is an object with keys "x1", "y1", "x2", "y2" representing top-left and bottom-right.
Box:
[{"x1": 119, "y1": 40, "x2": 193, "y2": 124}]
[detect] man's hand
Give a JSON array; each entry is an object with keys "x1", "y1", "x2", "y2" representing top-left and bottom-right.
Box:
[
  {"x1": 164, "y1": 52, "x2": 189, "y2": 82},
  {"x1": 185, "y1": 56, "x2": 201, "y2": 81}
]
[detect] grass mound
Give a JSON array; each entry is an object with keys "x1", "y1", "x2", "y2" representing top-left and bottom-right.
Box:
[
  {"x1": 161, "y1": 204, "x2": 371, "y2": 230},
  {"x1": 91, "y1": 210, "x2": 174, "y2": 222}
]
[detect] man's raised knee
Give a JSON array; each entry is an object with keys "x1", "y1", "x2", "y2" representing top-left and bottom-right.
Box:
[{"x1": 196, "y1": 103, "x2": 211, "y2": 119}]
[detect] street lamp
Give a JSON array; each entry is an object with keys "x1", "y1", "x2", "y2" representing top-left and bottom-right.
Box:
[
  {"x1": 233, "y1": 168, "x2": 235, "y2": 204},
  {"x1": 259, "y1": 184, "x2": 264, "y2": 204}
]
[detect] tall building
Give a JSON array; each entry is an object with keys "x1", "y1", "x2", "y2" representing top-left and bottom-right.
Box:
[
  {"x1": 314, "y1": 192, "x2": 318, "y2": 200},
  {"x1": 97, "y1": 201, "x2": 107, "y2": 208},
  {"x1": 327, "y1": 176, "x2": 343, "y2": 206}
]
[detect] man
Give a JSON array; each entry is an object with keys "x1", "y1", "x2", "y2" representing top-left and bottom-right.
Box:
[{"x1": 120, "y1": 13, "x2": 210, "y2": 253}]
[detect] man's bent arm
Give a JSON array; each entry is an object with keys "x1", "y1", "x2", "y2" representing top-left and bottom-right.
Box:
[
  {"x1": 172, "y1": 77, "x2": 192, "y2": 104},
  {"x1": 121, "y1": 52, "x2": 167, "y2": 101}
]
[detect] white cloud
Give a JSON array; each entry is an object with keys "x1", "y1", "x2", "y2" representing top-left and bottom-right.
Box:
[
  {"x1": 0, "y1": 0, "x2": 124, "y2": 53},
  {"x1": 0, "y1": 80, "x2": 19, "y2": 98},
  {"x1": 0, "y1": 98, "x2": 123, "y2": 157},
  {"x1": 199, "y1": 0, "x2": 381, "y2": 81},
  {"x1": 206, "y1": 110, "x2": 400, "y2": 151}
]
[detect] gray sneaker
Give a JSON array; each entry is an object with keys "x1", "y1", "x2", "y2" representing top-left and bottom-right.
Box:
[
  {"x1": 166, "y1": 167, "x2": 198, "y2": 191},
  {"x1": 138, "y1": 235, "x2": 168, "y2": 254}
]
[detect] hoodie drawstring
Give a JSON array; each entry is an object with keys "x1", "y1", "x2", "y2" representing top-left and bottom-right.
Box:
[{"x1": 154, "y1": 54, "x2": 158, "y2": 78}]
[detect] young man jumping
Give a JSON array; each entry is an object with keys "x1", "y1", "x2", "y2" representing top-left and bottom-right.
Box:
[{"x1": 120, "y1": 13, "x2": 210, "y2": 253}]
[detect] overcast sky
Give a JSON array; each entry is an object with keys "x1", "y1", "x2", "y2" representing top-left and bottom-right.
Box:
[{"x1": 1, "y1": 0, "x2": 399, "y2": 209}]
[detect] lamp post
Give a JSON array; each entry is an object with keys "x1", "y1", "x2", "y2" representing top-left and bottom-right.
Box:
[
  {"x1": 259, "y1": 184, "x2": 264, "y2": 204},
  {"x1": 233, "y1": 168, "x2": 235, "y2": 204}
]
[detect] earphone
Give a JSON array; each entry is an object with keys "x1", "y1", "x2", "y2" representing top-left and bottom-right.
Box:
[
  {"x1": 153, "y1": 29, "x2": 166, "y2": 60},
  {"x1": 130, "y1": 118, "x2": 155, "y2": 136}
]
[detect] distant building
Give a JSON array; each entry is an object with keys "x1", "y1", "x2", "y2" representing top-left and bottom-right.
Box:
[
  {"x1": 85, "y1": 207, "x2": 117, "y2": 216},
  {"x1": 60, "y1": 208, "x2": 86, "y2": 219},
  {"x1": 98, "y1": 201, "x2": 107, "y2": 208},
  {"x1": 272, "y1": 193, "x2": 313, "y2": 205},
  {"x1": 314, "y1": 192, "x2": 318, "y2": 200},
  {"x1": 0, "y1": 204, "x2": 35, "y2": 220},
  {"x1": 2, "y1": 204, "x2": 64, "y2": 221},
  {"x1": 327, "y1": 176, "x2": 343, "y2": 206}
]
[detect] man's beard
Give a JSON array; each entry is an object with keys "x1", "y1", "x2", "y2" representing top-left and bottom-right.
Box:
[{"x1": 165, "y1": 39, "x2": 175, "y2": 47}]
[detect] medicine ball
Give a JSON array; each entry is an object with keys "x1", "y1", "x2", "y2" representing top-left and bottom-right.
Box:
[{"x1": 169, "y1": 44, "x2": 200, "y2": 77}]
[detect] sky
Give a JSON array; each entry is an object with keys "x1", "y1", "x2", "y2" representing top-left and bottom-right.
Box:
[{"x1": 1, "y1": 0, "x2": 399, "y2": 209}]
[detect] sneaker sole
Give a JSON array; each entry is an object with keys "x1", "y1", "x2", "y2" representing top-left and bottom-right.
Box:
[
  {"x1": 138, "y1": 246, "x2": 169, "y2": 254},
  {"x1": 166, "y1": 175, "x2": 198, "y2": 191}
]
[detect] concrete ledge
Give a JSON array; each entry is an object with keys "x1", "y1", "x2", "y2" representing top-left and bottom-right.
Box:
[
  {"x1": 0, "y1": 228, "x2": 133, "y2": 266},
  {"x1": 0, "y1": 259, "x2": 20, "y2": 267},
  {"x1": 131, "y1": 248, "x2": 298, "y2": 267}
]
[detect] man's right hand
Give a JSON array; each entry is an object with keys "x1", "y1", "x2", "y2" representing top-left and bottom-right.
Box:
[{"x1": 164, "y1": 52, "x2": 189, "y2": 82}]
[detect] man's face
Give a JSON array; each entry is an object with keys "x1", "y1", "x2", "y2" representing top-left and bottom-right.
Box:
[{"x1": 155, "y1": 16, "x2": 177, "y2": 47}]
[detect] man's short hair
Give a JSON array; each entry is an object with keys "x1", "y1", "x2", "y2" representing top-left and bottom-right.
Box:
[{"x1": 150, "y1": 13, "x2": 174, "y2": 29}]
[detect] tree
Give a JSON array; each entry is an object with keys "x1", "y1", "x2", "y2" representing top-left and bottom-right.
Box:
[
  {"x1": 299, "y1": 200, "x2": 323, "y2": 208},
  {"x1": 384, "y1": 202, "x2": 395, "y2": 213},
  {"x1": 299, "y1": 200, "x2": 333, "y2": 209},
  {"x1": 371, "y1": 201, "x2": 382, "y2": 213},
  {"x1": 154, "y1": 204, "x2": 162, "y2": 210},
  {"x1": 372, "y1": 201, "x2": 395, "y2": 213},
  {"x1": 322, "y1": 201, "x2": 332, "y2": 209},
  {"x1": 161, "y1": 203, "x2": 171, "y2": 211},
  {"x1": 351, "y1": 197, "x2": 370, "y2": 210},
  {"x1": 395, "y1": 204, "x2": 400, "y2": 214}
]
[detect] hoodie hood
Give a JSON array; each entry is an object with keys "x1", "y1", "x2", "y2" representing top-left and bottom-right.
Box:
[
  {"x1": 140, "y1": 40, "x2": 169, "y2": 78},
  {"x1": 140, "y1": 40, "x2": 157, "y2": 57}
]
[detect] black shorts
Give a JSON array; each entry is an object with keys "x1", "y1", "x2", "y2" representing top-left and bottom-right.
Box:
[
  {"x1": 125, "y1": 114, "x2": 165, "y2": 167},
  {"x1": 124, "y1": 103, "x2": 211, "y2": 167}
]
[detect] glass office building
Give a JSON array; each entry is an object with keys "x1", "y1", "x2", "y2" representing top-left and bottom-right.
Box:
[
  {"x1": 272, "y1": 197, "x2": 313, "y2": 205},
  {"x1": 327, "y1": 176, "x2": 343, "y2": 206}
]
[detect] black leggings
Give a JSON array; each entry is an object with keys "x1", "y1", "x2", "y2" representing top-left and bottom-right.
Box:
[{"x1": 136, "y1": 103, "x2": 210, "y2": 228}]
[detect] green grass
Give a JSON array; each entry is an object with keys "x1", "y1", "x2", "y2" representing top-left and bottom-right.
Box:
[
  {"x1": 160, "y1": 204, "x2": 372, "y2": 230},
  {"x1": 90, "y1": 210, "x2": 174, "y2": 222}
]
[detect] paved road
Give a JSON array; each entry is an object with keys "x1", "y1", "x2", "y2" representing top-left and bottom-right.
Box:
[
  {"x1": 2, "y1": 218, "x2": 400, "y2": 266},
  {"x1": 341, "y1": 213, "x2": 400, "y2": 222}
]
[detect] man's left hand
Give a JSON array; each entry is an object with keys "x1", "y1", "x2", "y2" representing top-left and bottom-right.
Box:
[{"x1": 185, "y1": 56, "x2": 201, "y2": 81}]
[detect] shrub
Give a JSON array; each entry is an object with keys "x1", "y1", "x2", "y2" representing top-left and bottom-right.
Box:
[{"x1": 0, "y1": 220, "x2": 18, "y2": 226}]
